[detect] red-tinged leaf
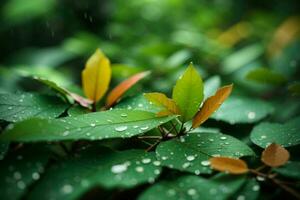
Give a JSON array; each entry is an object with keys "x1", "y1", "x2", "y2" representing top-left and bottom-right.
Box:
[
  {"x1": 192, "y1": 84, "x2": 233, "y2": 128},
  {"x1": 69, "y1": 92, "x2": 93, "y2": 108},
  {"x1": 261, "y1": 143, "x2": 290, "y2": 167},
  {"x1": 210, "y1": 157, "x2": 249, "y2": 174},
  {"x1": 106, "y1": 71, "x2": 150, "y2": 108}
]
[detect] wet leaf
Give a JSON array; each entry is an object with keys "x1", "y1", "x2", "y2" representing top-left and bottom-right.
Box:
[
  {"x1": 231, "y1": 178, "x2": 260, "y2": 200},
  {"x1": 28, "y1": 148, "x2": 162, "y2": 200},
  {"x1": 274, "y1": 161, "x2": 300, "y2": 179},
  {"x1": 0, "y1": 146, "x2": 50, "y2": 200},
  {"x1": 156, "y1": 132, "x2": 254, "y2": 174},
  {"x1": 34, "y1": 76, "x2": 92, "y2": 107},
  {"x1": 192, "y1": 84, "x2": 233, "y2": 128},
  {"x1": 82, "y1": 49, "x2": 111, "y2": 102},
  {"x1": 139, "y1": 174, "x2": 246, "y2": 200},
  {"x1": 210, "y1": 157, "x2": 249, "y2": 174},
  {"x1": 0, "y1": 92, "x2": 67, "y2": 122},
  {"x1": 106, "y1": 71, "x2": 150, "y2": 108},
  {"x1": 172, "y1": 63, "x2": 204, "y2": 121},
  {"x1": 261, "y1": 143, "x2": 290, "y2": 167},
  {"x1": 212, "y1": 96, "x2": 274, "y2": 124},
  {"x1": 144, "y1": 92, "x2": 180, "y2": 116},
  {"x1": 0, "y1": 110, "x2": 176, "y2": 142},
  {"x1": 250, "y1": 116, "x2": 300, "y2": 147}
]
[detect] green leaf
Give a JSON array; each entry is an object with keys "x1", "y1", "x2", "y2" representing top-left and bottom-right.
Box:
[
  {"x1": 0, "y1": 146, "x2": 49, "y2": 200},
  {"x1": 246, "y1": 68, "x2": 287, "y2": 85},
  {"x1": 139, "y1": 174, "x2": 245, "y2": 200},
  {"x1": 0, "y1": 110, "x2": 176, "y2": 142},
  {"x1": 250, "y1": 116, "x2": 300, "y2": 148},
  {"x1": 231, "y1": 178, "x2": 260, "y2": 200},
  {"x1": 28, "y1": 148, "x2": 162, "y2": 200},
  {"x1": 212, "y1": 96, "x2": 274, "y2": 124},
  {"x1": 156, "y1": 132, "x2": 254, "y2": 174},
  {"x1": 0, "y1": 92, "x2": 68, "y2": 122},
  {"x1": 172, "y1": 64, "x2": 204, "y2": 121},
  {"x1": 273, "y1": 161, "x2": 300, "y2": 179},
  {"x1": 0, "y1": 142, "x2": 9, "y2": 160},
  {"x1": 115, "y1": 94, "x2": 161, "y2": 113}
]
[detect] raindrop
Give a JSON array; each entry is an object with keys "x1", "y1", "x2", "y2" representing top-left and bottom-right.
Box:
[
  {"x1": 140, "y1": 126, "x2": 149, "y2": 131},
  {"x1": 32, "y1": 172, "x2": 40, "y2": 180},
  {"x1": 247, "y1": 111, "x2": 256, "y2": 119},
  {"x1": 194, "y1": 170, "x2": 200, "y2": 175},
  {"x1": 115, "y1": 126, "x2": 128, "y2": 132},
  {"x1": 256, "y1": 176, "x2": 265, "y2": 181},
  {"x1": 252, "y1": 185, "x2": 260, "y2": 191},
  {"x1": 120, "y1": 113, "x2": 127, "y2": 117},
  {"x1": 220, "y1": 136, "x2": 227, "y2": 140},
  {"x1": 182, "y1": 162, "x2": 191, "y2": 168},
  {"x1": 237, "y1": 195, "x2": 246, "y2": 200},
  {"x1": 154, "y1": 169, "x2": 160, "y2": 175},
  {"x1": 187, "y1": 188, "x2": 197, "y2": 196},
  {"x1": 111, "y1": 163, "x2": 128, "y2": 174},
  {"x1": 90, "y1": 123, "x2": 96, "y2": 127},
  {"x1": 153, "y1": 161, "x2": 161, "y2": 166},
  {"x1": 135, "y1": 166, "x2": 144, "y2": 173},
  {"x1": 61, "y1": 184, "x2": 73, "y2": 194},
  {"x1": 201, "y1": 160, "x2": 210, "y2": 166},
  {"x1": 138, "y1": 103, "x2": 143, "y2": 107},
  {"x1": 14, "y1": 171, "x2": 22, "y2": 180},
  {"x1": 186, "y1": 155, "x2": 195, "y2": 161},
  {"x1": 17, "y1": 181, "x2": 26, "y2": 189},
  {"x1": 62, "y1": 131, "x2": 69, "y2": 136},
  {"x1": 142, "y1": 158, "x2": 151, "y2": 164},
  {"x1": 8, "y1": 106, "x2": 13, "y2": 110}
]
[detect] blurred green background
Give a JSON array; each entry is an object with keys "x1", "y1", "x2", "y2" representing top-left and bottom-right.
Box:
[{"x1": 0, "y1": 0, "x2": 299, "y2": 109}]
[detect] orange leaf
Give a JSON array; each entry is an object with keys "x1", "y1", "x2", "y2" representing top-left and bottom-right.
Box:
[
  {"x1": 261, "y1": 143, "x2": 290, "y2": 167},
  {"x1": 192, "y1": 84, "x2": 233, "y2": 128},
  {"x1": 106, "y1": 71, "x2": 150, "y2": 108},
  {"x1": 144, "y1": 92, "x2": 180, "y2": 116},
  {"x1": 210, "y1": 157, "x2": 249, "y2": 174}
]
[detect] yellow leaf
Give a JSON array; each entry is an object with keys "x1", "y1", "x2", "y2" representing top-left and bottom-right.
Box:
[
  {"x1": 144, "y1": 92, "x2": 180, "y2": 116},
  {"x1": 261, "y1": 143, "x2": 290, "y2": 167},
  {"x1": 192, "y1": 84, "x2": 233, "y2": 128},
  {"x1": 210, "y1": 157, "x2": 249, "y2": 175},
  {"x1": 82, "y1": 49, "x2": 111, "y2": 102}
]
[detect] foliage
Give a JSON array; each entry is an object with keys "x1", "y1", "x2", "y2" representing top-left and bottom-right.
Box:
[{"x1": 0, "y1": 0, "x2": 300, "y2": 199}]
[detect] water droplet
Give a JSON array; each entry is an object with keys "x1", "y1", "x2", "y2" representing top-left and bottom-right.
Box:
[
  {"x1": 133, "y1": 125, "x2": 139, "y2": 128},
  {"x1": 8, "y1": 106, "x2": 12, "y2": 110},
  {"x1": 61, "y1": 184, "x2": 73, "y2": 194},
  {"x1": 32, "y1": 172, "x2": 40, "y2": 180},
  {"x1": 194, "y1": 170, "x2": 200, "y2": 175},
  {"x1": 142, "y1": 158, "x2": 151, "y2": 164},
  {"x1": 90, "y1": 123, "x2": 96, "y2": 127},
  {"x1": 220, "y1": 136, "x2": 227, "y2": 140},
  {"x1": 186, "y1": 155, "x2": 195, "y2": 161},
  {"x1": 252, "y1": 185, "x2": 260, "y2": 191},
  {"x1": 115, "y1": 126, "x2": 128, "y2": 132},
  {"x1": 256, "y1": 176, "x2": 265, "y2": 181},
  {"x1": 14, "y1": 171, "x2": 22, "y2": 180},
  {"x1": 182, "y1": 162, "x2": 191, "y2": 168},
  {"x1": 140, "y1": 126, "x2": 149, "y2": 130},
  {"x1": 138, "y1": 103, "x2": 143, "y2": 107},
  {"x1": 62, "y1": 131, "x2": 69, "y2": 136},
  {"x1": 247, "y1": 111, "x2": 256, "y2": 119},
  {"x1": 201, "y1": 160, "x2": 210, "y2": 166},
  {"x1": 187, "y1": 188, "x2": 197, "y2": 196},
  {"x1": 209, "y1": 138, "x2": 214, "y2": 142},
  {"x1": 17, "y1": 181, "x2": 26, "y2": 189},
  {"x1": 153, "y1": 161, "x2": 161, "y2": 166},
  {"x1": 111, "y1": 163, "x2": 128, "y2": 174},
  {"x1": 120, "y1": 113, "x2": 127, "y2": 117},
  {"x1": 237, "y1": 195, "x2": 246, "y2": 200},
  {"x1": 135, "y1": 166, "x2": 144, "y2": 173}
]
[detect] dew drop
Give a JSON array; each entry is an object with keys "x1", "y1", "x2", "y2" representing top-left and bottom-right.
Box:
[
  {"x1": 140, "y1": 126, "x2": 149, "y2": 131},
  {"x1": 252, "y1": 185, "x2": 260, "y2": 191},
  {"x1": 115, "y1": 126, "x2": 128, "y2": 132},
  {"x1": 111, "y1": 163, "x2": 128, "y2": 174},
  {"x1": 186, "y1": 155, "x2": 195, "y2": 161},
  {"x1": 220, "y1": 136, "x2": 227, "y2": 140},
  {"x1": 247, "y1": 111, "x2": 256, "y2": 119},
  {"x1": 61, "y1": 184, "x2": 73, "y2": 194},
  {"x1": 120, "y1": 113, "x2": 127, "y2": 117},
  {"x1": 90, "y1": 123, "x2": 96, "y2": 127},
  {"x1": 135, "y1": 166, "x2": 144, "y2": 173},
  {"x1": 187, "y1": 188, "x2": 197, "y2": 196},
  {"x1": 142, "y1": 158, "x2": 151, "y2": 164},
  {"x1": 201, "y1": 160, "x2": 210, "y2": 166}
]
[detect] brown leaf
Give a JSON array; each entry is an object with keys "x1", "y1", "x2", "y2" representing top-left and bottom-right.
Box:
[
  {"x1": 261, "y1": 143, "x2": 290, "y2": 167},
  {"x1": 192, "y1": 84, "x2": 233, "y2": 128},
  {"x1": 106, "y1": 71, "x2": 150, "y2": 108},
  {"x1": 210, "y1": 157, "x2": 249, "y2": 174}
]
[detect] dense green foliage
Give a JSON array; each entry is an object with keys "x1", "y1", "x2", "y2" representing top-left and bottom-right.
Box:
[{"x1": 0, "y1": 0, "x2": 300, "y2": 200}]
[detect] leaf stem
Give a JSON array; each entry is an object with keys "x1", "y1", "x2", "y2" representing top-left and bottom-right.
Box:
[{"x1": 92, "y1": 102, "x2": 97, "y2": 112}]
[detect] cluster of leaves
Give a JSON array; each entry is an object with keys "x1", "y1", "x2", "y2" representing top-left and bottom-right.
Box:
[{"x1": 1, "y1": 48, "x2": 300, "y2": 200}]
